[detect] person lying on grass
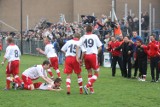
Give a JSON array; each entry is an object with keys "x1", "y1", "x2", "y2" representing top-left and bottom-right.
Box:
[{"x1": 33, "y1": 78, "x2": 62, "y2": 91}]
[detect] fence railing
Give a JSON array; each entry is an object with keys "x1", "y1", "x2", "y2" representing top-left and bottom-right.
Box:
[{"x1": 2, "y1": 39, "x2": 45, "y2": 56}]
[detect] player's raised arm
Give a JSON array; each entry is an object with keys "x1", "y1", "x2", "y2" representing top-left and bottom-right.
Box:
[{"x1": 36, "y1": 48, "x2": 45, "y2": 55}]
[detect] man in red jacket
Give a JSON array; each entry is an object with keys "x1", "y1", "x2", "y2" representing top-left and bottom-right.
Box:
[
  {"x1": 107, "y1": 36, "x2": 123, "y2": 77},
  {"x1": 148, "y1": 34, "x2": 160, "y2": 82}
]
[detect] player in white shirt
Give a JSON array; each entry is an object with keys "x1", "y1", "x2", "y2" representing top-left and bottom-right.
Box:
[
  {"x1": 76, "y1": 25, "x2": 102, "y2": 94},
  {"x1": 61, "y1": 33, "x2": 86, "y2": 95},
  {"x1": 1, "y1": 36, "x2": 23, "y2": 90},
  {"x1": 22, "y1": 60, "x2": 54, "y2": 90},
  {"x1": 34, "y1": 78, "x2": 62, "y2": 91},
  {"x1": 36, "y1": 37, "x2": 61, "y2": 78}
]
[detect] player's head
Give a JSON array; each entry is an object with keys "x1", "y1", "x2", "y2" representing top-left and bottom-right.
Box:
[
  {"x1": 136, "y1": 39, "x2": 142, "y2": 46},
  {"x1": 42, "y1": 60, "x2": 50, "y2": 70},
  {"x1": 54, "y1": 78, "x2": 62, "y2": 89},
  {"x1": 74, "y1": 33, "x2": 80, "y2": 39},
  {"x1": 150, "y1": 34, "x2": 156, "y2": 41},
  {"x1": 86, "y1": 25, "x2": 93, "y2": 33},
  {"x1": 43, "y1": 37, "x2": 50, "y2": 45},
  {"x1": 6, "y1": 36, "x2": 14, "y2": 45}
]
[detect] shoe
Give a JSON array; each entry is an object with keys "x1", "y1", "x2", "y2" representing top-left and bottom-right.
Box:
[
  {"x1": 155, "y1": 80, "x2": 159, "y2": 83},
  {"x1": 141, "y1": 79, "x2": 146, "y2": 82},
  {"x1": 90, "y1": 91, "x2": 95, "y2": 94},
  {"x1": 4, "y1": 88, "x2": 10, "y2": 91},
  {"x1": 138, "y1": 78, "x2": 142, "y2": 81},
  {"x1": 12, "y1": 82, "x2": 15, "y2": 89},
  {"x1": 80, "y1": 91, "x2": 83, "y2": 94},
  {"x1": 83, "y1": 86, "x2": 89, "y2": 95},
  {"x1": 67, "y1": 92, "x2": 70, "y2": 95},
  {"x1": 132, "y1": 76, "x2": 137, "y2": 79},
  {"x1": 14, "y1": 83, "x2": 18, "y2": 90},
  {"x1": 151, "y1": 80, "x2": 155, "y2": 82},
  {"x1": 19, "y1": 83, "x2": 24, "y2": 90}
]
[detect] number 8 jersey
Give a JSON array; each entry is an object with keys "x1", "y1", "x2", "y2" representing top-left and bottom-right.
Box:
[
  {"x1": 4, "y1": 44, "x2": 21, "y2": 62},
  {"x1": 78, "y1": 34, "x2": 102, "y2": 55}
]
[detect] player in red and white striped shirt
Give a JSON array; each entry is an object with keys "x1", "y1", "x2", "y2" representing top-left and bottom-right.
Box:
[
  {"x1": 36, "y1": 37, "x2": 61, "y2": 78},
  {"x1": 1, "y1": 36, "x2": 23, "y2": 90},
  {"x1": 61, "y1": 33, "x2": 86, "y2": 95},
  {"x1": 76, "y1": 25, "x2": 102, "y2": 94}
]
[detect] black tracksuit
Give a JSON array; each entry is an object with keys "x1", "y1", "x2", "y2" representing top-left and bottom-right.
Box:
[
  {"x1": 116, "y1": 42, "x2": 133, "y2": 78},
  {"x1": 135, "y1": 46, "x2": 148, "y2": 77}
]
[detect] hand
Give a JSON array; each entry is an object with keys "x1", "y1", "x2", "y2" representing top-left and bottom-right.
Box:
[
  {"x1": 76, "y1": 56, "x2": 80, "y2": 63},
  {"x1": 128, "y1": 51, "x2": 131, "y2": 55},
  {"x1": 1, "y1": 62, "x2": 4, "y2": 66},
  {"x1": 79, "y1": 60, "x2": 83, "y2": 66},
  {"x1": 36, "y1": 48, "x2": 41, "y2": 52}
]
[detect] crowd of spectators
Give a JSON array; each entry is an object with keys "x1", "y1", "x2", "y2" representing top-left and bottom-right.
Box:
[{"x1": 0, "y1": 11, "x2": 155, "y2": 65}]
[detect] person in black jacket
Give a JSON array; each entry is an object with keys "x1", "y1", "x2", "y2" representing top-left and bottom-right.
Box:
[
  {"x1": 116, "y1": 36, "x2": 133, "y2": 78},
  {"x1": 135, "y1": 39, "x2": 148, "y2": 81}
]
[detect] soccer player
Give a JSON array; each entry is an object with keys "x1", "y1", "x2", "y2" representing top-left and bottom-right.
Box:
[
  {"x1": 76, "y1": 25, "x2": 102, "y2": 95},
  {"x1": 22, "y1": 60, "x2": 54, "y2": 90},
  {"x1": 1, "y1": 36, "x2": 23, "y2": 90},
  {"x1": 147, "y1": 34, "x2": 160, "y2": 82},
  {"x1": 61, "y1": 33, "x2": 85, "y2": 95},
  {"x1": 135, "y1": 39, "x2": 148, "y2": 81},
  {"x1": 34, "y1": 78, "x2": 62, "y2": 91},
  {"x1": 36, "y1": 37, "x2": 61, "y2": 78}
]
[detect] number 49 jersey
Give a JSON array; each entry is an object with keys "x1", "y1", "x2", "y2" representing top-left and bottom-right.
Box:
[
  {"x1": 4, "y1": 44, "x2": 21, "y2": 62},
  {"x1": 78, "y1": 34, "x2": 102, "y2": 55},
  {"x1": 61, "y1": 39, "x2": 86, "y2": 57}
]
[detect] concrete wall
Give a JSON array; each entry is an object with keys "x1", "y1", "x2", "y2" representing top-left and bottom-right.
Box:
[{"x1": 0, "y1": 0, "x2": 159, "y2": 31}]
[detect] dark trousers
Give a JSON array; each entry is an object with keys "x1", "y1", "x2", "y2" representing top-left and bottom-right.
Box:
[
  {"x1": 138, "y1": 60, "x2": 147, "y2": 77},
  {"x1": 123, "y1": 57, "x2": 132, "y2": 78},
  {"x1": 150, "y1": 56, "x2": 160, "y2": 81},
  {"x1": 98, "y1": 51, "x2": 104, "y2": 66},
  {"x1": 134, "y1": 59, "x2": 139, "y2": 77},
  {"x1": 111, "y1": 56, "x2": 123, "y2": 76}
]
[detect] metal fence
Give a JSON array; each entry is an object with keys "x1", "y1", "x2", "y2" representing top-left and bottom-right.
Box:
[{"x1": 1, "y1": 39, "x2": 45, "y2": 56}]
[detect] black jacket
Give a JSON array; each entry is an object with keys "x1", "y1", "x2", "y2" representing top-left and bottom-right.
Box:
[{"x1": 116, "y1": 42, "x2": 134, "y2": 59}]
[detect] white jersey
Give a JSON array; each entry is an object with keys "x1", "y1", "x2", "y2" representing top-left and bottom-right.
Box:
[
  {"x1": 61, "y1": 39, "x2": 86, "y2": 57},
  {"x1": 45, "y1": 43, "x2": 57, "y2": 58},
  {"x1": 37, "y1": 83, "x2": 50, "y2": 90},
  {"x1": 22, "y1": 65, "x2": 47, "y2": 80},
  {"x1": 37, "y1": 83, "x2": 55, "y2": 90},
  {"x1": 4, "y1": 44, "x2": 21, "y2": 62},
  {"x1": 77, "y1": 34, "x2": 102, "y2": 55}
]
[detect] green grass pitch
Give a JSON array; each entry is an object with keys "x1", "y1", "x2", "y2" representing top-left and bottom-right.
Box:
[{"x1": 0, "y1": 53, "x2": 160, "y2": 107}]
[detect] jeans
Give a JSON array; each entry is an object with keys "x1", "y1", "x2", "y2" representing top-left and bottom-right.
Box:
[{"x1": 58, "y1": 52, "x2": 64, "y2": 65}]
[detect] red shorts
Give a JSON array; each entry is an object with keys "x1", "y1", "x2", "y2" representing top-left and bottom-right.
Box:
[
  {"x1": 6, "y1": 60, "x2": 20, "y2": 75},
  {"x1": 49, "y1": 57, "x2": 59, "y2": 70},
  {"x1": 64, "y1": 56, "x2": 81, "y2": 74},
  {"x1": 22, "y1": 75, "x2": 33, "y2": 85},
  {"x1": 33, "y1": 82, "x2": 43, "y2": 89},
  {"x1": 84, "y1": 54, "x2": 99, "y2": 70}
]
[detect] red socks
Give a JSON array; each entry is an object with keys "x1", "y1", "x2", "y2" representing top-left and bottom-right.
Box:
[
  {"x1": 66, "y1": 78, "x2": 71, "y2": 93},
  {"x1": 56, "y1": 69, "x2": 61, "y2": 78},
  {"x1": 78, "y1": 76, "x2": 83, "y2": 94},
  {"x1": 87, "y1": 74, "x2": 99, "y2": 88},
  {"x1": 47, "y1": 69, "x2": 54, "y2": 78}
]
